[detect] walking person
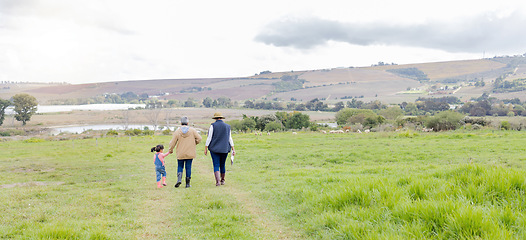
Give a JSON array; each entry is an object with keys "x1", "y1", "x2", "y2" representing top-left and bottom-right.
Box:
[
  {"x1": 204, "y1": 112, "x2": 236, "y2": 186},
  {"x1": 151, "y1": 144, "x2": 170, "y2": 188},
  {"x1": 169, "y1": 116, "x2": 202, "y2": 188}
]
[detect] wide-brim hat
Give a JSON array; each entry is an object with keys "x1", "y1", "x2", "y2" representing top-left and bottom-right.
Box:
[{"x1": 212, "y1": 112, "x2": 224, "y2": 119}]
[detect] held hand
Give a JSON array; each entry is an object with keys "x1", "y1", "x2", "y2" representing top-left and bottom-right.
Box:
[{"x1": 232, "y1": 150, "x2": 236, "y2": 156}]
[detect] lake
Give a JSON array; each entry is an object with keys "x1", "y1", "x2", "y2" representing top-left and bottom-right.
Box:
[
  {"x1": 52, "y1": 124, "x2": 174, "y2": 134},
  {"x1": 4, "y1": 103, "x2": 146, "y2": 114}
]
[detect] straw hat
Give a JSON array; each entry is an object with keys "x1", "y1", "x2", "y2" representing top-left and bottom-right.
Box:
[{"x1": 212, "y1": 112, "x2": 224, "y2": 119}]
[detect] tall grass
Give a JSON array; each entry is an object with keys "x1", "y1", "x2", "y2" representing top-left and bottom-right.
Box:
[
  {"x1": 231, "y1": 130, "x2": 526, "y2": 239},
  {"x1": 1, "y1": 130, "x2": 526, "y2": 239}
]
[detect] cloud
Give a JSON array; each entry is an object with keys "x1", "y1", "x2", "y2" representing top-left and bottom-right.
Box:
[{"x1": 255, "y1": 11, "x2": 526, "y2": 53}]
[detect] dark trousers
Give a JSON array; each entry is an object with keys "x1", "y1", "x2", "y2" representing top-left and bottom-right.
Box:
[
  {"x1": 210, "y1": 151, "x2": 228, "y2": 173},
  {"x1": 177, "y1": 159, "x2": 193, "y2": 178}
]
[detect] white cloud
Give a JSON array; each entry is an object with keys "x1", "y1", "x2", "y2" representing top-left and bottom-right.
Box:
[{"x1": 1, "y1": 0, "x2": 525, "y2": 83}]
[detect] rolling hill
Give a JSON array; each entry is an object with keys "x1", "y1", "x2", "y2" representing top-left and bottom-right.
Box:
[{"x1": 2, "y1": 55, "x2": 526, "y2": 105}]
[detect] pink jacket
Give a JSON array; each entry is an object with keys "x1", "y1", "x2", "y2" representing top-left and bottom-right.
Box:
[{"x1": 153, "y1": 152, "x2": 170, "y2": 166}]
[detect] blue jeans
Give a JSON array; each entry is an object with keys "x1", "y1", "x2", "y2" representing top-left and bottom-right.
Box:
[
  {"x1": 177, "y1": 159, "x2": 193, "y2": 178},
  {"x1": 210, "y1": 151, "x2": 228, "y2": 173},
  {"x1": 155, "y1": 165, "x2": 166, "y2": 182}
]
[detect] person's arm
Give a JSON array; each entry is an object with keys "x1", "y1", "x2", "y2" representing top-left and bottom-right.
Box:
[
  {"x1": 204, "y1": 125, "x2": 213, "y2": 155},
  {"x1": 168, "y1": 130, "x2": 178, "y2": 153},
  {"x1": 229, "y1": 130, "x2": 235, "y2": 156},
  {"x1": 194, "y1": 128, "x2": 202, "y2": 145}
]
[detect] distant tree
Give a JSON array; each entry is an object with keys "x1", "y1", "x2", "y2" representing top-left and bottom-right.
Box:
[
  {"x1": 286, "y1": 112, "x2": 310, "y2": 129},
  {"x1": 203, "y1": 97, "x2": 213, "y2": 108},
  {"x1": 264, "y1": 121, "x2": 283, "y2": 132},
  {"x1": 379, "y1": 106, "x2": 404, "y2": 120},
  {"x1": 145, "y1": 108, "x2": 162, "y2": 131},
  {"x1": 256, "y1": 114, "x2": 278, "y2": 131},
  {"x1": 184, "y1": 98, "x2": 197, "y2": 107},
  {"x1": 12, "y1": 93, "x2": 38, "y2": 126},
  {"x1": 0, "y1": 98, "x2": 11, "y2": 126},
  {"x1": 332, "y1": 102, "x2": 345, "y2": 112},
  {"x1": 244, "y1": 100, "x2": 255, "y2": 109},
  {"x1": 425, "y1": 111, "x2": 465, "y2": 131},
  {"x1": 240, "y1": 117, "x2": 256, "y2": 132},
  {"x1": 216, "y1": 97, "x2": 233, "y2": 108},
  {"x1": 335, "y1": 108, "x2": 376, "y2": 126},
  {"x1": 121, "y1": 109, "x2": 130, "y2": 130},
  {"x1": 167, "y1": 99, "x2": 178, "y2": 107}
]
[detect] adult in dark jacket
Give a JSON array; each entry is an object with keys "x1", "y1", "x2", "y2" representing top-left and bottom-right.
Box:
[{"x1": 204, "y1": 112, "x2": 236, "y2": 186}]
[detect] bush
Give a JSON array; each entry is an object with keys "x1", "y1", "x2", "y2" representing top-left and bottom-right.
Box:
[
  {"x1": 125, "y1": 129, "x2": 143, "y2": 136},
  {"x1": 162, "y1": 129, "x2": 172, "y2": 135},
  {"x1": 264, "y1": 121, "x2": 282, "y2": 132},
  {"x1": 106, "y1": 130, "x2": 119, "y2": 136},
  {"x1": 461, "y1": 117, "x2": 490, "y2": 126},
  {"x1": 500, "y1": 121, "x2": 511, "y2": 130},
  {"x1": 24, "y1": 137, "x2": 46, "y2": 143},
  {"x1": 142, "y1": 130, "x2": 154, "y2": 135},
  {"x1": 227, "y1": 120, "x2": 243, "y2": 132},
  {"x1": 425, "y1": 111, "x2": 465, "y2": 131}
]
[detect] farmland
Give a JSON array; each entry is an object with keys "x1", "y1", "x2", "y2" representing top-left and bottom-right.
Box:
[
  {"x1": 2, "y1": 130, "x2": 526, "y2": 239},
  {"x1": 2, "y1": 56, "x2": 526, "y2": 105}
]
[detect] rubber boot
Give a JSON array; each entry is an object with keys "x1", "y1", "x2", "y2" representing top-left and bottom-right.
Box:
[
  {"x1": 162, "y1": 177, "x2": 167, "y2": 186},
  {"x1": 175, "y1": 172, "x2": 182, "y2": 188},
  {"x1": 214, "y1": 171, "x2": 221, "y2": 186},
  {"x1": 185, "y1": 177, "x2": 191, "y2": 188},
  {"x1": 220, "y1": 173, "x2": 225, "y2": 185},
  {"x1": 157, "y1": 181, "x2": 162, "y2": 188}
]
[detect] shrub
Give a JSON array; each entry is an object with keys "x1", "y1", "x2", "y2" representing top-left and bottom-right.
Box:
[
  {"x1": 133, "y1": 129, "x2": 142, "y2": 135},
  {"x1": 425, "y1": 111, "x2": 465, "y2": 131},
  {"x1": 106, "y1": 130, "x2": 119, "y2": 136},
  {"x1": 162, "y1": 129, "x2": 171, "y2": 135},
  {"x1": 500, "y1": 121, "x2": 511, "y2": 130},
  {"x1": 264, "y1": 121, "x2": 282, "y2": 132},
  {"x1": 142, "y1": 130, "x2": 154, "y2": 135},
  {"x1": 125, "y1": 129, "x2": 143, "y2": 136},
  {"x1": 23, "y1": 137, "x2": 46, "y2": 143}
]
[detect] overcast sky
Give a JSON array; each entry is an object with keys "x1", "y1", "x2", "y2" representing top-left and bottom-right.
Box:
[{"x1": 1, "y1": 0, "x2": 526, "y2": 84}]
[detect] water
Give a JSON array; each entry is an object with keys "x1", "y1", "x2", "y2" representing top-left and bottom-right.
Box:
[
  {"x1": 4, "y1": 103, "x2": 146, "y2": 114},
  {"x1": 53, "y1": 124, "x2": 176, "y2": 134}
]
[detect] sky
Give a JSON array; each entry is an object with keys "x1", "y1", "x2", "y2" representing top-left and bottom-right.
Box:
[{"x1": 1, "y1": 0, "x2": 526, "y2": 84}]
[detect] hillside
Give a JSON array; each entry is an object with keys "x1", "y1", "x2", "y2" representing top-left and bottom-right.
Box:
[{"x1": 1, "y1": 56, "x2": 526, "y2": 104}]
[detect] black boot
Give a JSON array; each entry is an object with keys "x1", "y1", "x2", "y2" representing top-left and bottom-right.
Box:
[
  {"x1": 175, "y1": 172, "x2": 182, "y2": 188},
  {"x1": 185, "y1": 177, "x2": 191, "y2": 188}
]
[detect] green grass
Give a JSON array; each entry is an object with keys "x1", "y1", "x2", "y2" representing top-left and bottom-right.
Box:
[{"x1": 1, "y1": 130, "x2": 526, "y2": 239}]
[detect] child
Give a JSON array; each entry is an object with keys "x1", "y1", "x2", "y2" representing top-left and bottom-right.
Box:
[{"x1": 151, "y1": 144, "x2": 170, "y2": 188}]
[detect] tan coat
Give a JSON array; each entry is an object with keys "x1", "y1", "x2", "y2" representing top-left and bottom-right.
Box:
[{"x1": 168, "y1": 126, "x2": 202, "y2": 160}]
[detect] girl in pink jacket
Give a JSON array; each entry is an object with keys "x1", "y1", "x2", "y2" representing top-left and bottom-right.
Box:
[{"x1": 151, "y1": 144, "x2": 171, "y2": 188}]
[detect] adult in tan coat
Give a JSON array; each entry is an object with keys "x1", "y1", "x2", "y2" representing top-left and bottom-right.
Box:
[{"x1": 169, "y1": 116, "x2": 202, "y2": 188}]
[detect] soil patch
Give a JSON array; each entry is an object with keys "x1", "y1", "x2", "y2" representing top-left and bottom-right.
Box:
[{"x1": 0, "y1": 181, "x2": 65, "y2": 189}]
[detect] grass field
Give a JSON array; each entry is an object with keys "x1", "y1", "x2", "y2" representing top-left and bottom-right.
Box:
[{"x1": 1, "y1": 130, "x2": 526, "y2": 239}]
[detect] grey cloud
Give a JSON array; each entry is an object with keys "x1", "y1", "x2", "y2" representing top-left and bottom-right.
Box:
[
  {"x1": 0, "y1": 0, "x2": 34, "y2": 14},
  {"x1": 255, "y1": 12, "x2": 526, "y2": 53}
]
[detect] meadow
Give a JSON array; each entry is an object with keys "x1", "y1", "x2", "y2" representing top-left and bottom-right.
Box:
[{"x1": 1, "y1": 130, "x2": 526, "y2": 239}]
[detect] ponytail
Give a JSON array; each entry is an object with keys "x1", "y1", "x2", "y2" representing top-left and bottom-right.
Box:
[{"x1": 151, "y1": 144, "x2": 164, "y2": 152}]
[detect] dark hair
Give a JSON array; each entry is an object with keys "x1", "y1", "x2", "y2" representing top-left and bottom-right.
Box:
[{"x1": 150, "y1": 144, "x2": 164, "y2": 152}]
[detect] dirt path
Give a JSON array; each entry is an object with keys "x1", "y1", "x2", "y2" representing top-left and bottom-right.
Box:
[
  {"x1": 193, "y1": 156, "x2": 302, "y2": 239},
  {"x1": 135, "y1": 154, "x2": 302, "y2": 239},
  {"x1": 221, "y1": 181, "x2": 303, "y2": 239}
]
